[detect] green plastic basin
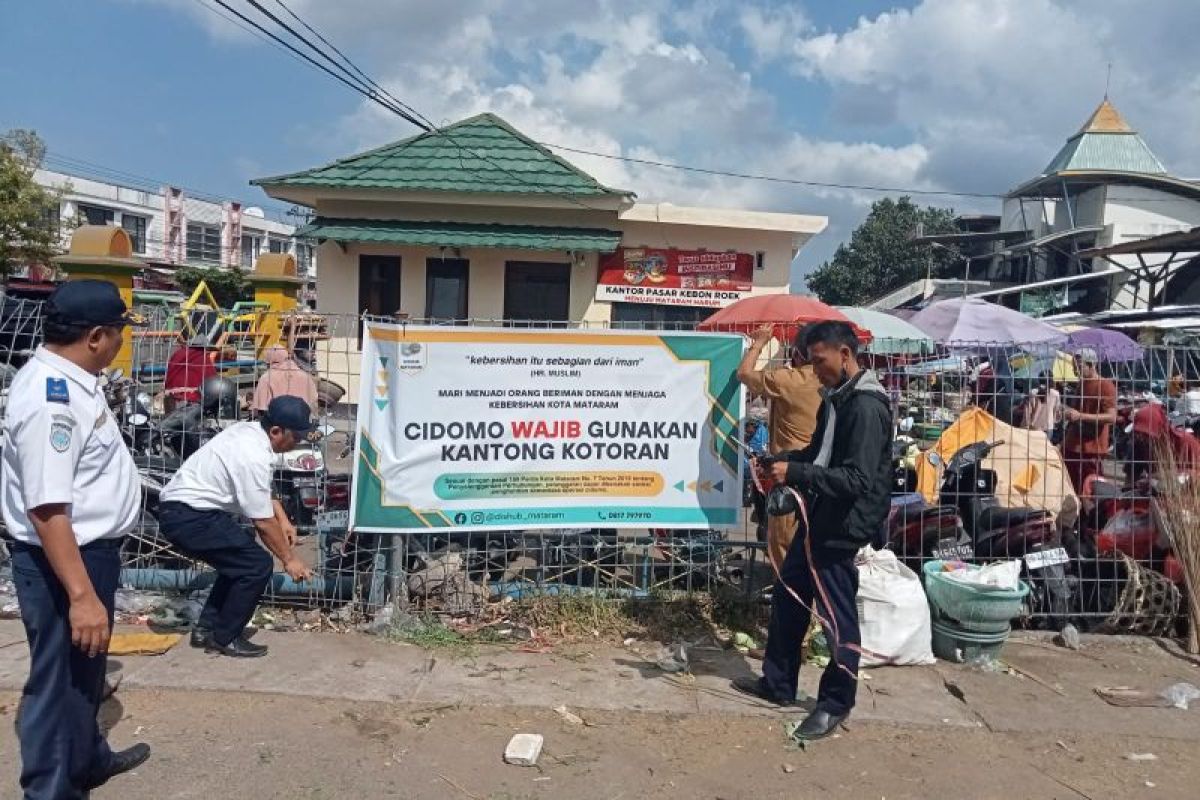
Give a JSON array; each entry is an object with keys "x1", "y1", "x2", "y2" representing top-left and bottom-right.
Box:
[{"x1": 922, "y1": 560, "x2": 1030, "y2": 632}]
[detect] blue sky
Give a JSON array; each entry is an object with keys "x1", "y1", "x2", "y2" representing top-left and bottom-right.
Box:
[{"x1": 4, "y1": 1, "x2": 1198, "y2": 286}]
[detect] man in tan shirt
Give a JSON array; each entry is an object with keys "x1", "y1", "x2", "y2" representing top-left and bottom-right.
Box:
[{"x1": 737, "y1": 325, "x2": 823, "y2": 567}]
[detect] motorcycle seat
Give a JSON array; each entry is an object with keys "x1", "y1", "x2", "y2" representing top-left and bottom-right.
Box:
[{"x1": 975, "y1": 506, "x2": 1047, "y2": 531}]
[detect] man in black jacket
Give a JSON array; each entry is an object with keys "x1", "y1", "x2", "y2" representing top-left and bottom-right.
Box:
[{"x1": 732, "y1": 321, "x2": 892, "y2": 739}]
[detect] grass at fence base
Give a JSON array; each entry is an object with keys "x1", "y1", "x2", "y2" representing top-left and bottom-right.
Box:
[
  {"x1": 381, "y1": 612, "x2": 509, "y2": 657},
  {"x1": 505, "y1": 586, "x2": 766, "y2": 645},
  {"x1": 378, "y1": 588, "x2": 767, "y2": 653}
]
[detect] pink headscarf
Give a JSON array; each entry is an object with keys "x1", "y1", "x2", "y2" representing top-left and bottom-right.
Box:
[{"x1": 253, "y1": 345, "x2": 319, "y2": 413}]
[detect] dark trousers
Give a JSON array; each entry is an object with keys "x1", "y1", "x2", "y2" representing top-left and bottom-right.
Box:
[
  {"x1": 11, "y1": 537, "x2": 121, "y2": 799},
  {"x1": 158, "y1": 502, "x2": 273, "y2": 646},
  {"x1": 1064, "y1": 450, "x2": 1103, "y2": 495},
  {"x1": 762, "y1": 528, "x2": 861, "y2": 716}
]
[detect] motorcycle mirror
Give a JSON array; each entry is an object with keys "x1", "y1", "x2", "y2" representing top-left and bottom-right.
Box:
[{"x1": 927, "y1": 452, "x2": 942, "y2": 468}]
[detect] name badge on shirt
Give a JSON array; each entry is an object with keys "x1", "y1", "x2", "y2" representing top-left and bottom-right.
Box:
[{"x1": 46, "y1": 377, "x2": 70, "y2": 404}]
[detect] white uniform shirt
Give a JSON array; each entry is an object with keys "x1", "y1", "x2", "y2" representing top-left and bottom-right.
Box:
[
  {"x1": 160, "y1": 421, "x2": 277, "y2": 519},
  {"x1": 1, "y1": 347, "x2": 141, "y2": 546}
]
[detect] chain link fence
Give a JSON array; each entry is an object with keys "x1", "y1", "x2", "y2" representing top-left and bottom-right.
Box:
[{"x1": 1, "y1": 292, "x2": 1196, "y2": 634}]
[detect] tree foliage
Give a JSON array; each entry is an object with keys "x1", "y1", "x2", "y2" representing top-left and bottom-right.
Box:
[
  {"x1": 173, "y1": 265, "x2": 253, "y2": 309},
  {"x1": 805, "y1": 197, "x2": 963, "y2": 306},
  {"x1": 0, "y1": 129, "x2": 62, "y2": 277}
]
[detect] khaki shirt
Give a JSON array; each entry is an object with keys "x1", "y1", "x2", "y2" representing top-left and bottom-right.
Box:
[{"x1": 741, "y1": 365, "x2": 822, "y2": 454}]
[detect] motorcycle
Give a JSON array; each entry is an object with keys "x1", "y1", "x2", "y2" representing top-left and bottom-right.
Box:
[
  {"x1": 1079, "y1": 475, "x2": 1185, "y2": 583},
  {"x1": 930, "y1": 439, "x2": 1073, "y2": 621},
  {"x1": 100, "y1": 369, "x2": 160, "y2": 456},
  {"x1": 887, "y1": 439, "x2": 969, "y2": 567},
  {"x1": 149, "y1": 376, "x2": 341, "y2": 534}
]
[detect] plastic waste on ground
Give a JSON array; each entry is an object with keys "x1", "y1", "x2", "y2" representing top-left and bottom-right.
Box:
[
  {"x1": 1160, "y1": 682, "x2": 1200, "y2": 710},
  {"x1": 1057, "y1": 623, "x2": 1081, "y2": 650},
  {"x1": 655, "y1": 642, "x2": 689, "y2": 673}
]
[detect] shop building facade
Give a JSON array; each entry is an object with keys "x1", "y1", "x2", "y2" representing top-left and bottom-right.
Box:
[{"x1": 254, "y1": 114, "x2": 825, "y2": 325}]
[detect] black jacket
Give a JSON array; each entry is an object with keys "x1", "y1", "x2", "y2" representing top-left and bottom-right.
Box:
[{"x1": 782, "y1": 369, "x2": 892, "y2": 552}]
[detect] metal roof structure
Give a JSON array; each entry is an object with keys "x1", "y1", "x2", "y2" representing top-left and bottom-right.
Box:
[
  {"x1": 253, "y1": 113, "x2": 633, "y2": 199},
  {"x1": 295, "y1": 218, "x2": 623, "y2": 252},
  {"x1": 1041, "y1": 99, "x2": 1166, "y2": 175}
]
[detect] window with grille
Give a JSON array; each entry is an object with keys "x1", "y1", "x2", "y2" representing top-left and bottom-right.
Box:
[
  {"x1": 241, "y1": 233, "x2": 261, "y2": 267},
  {"x1": 121, "y1": 214, "x2": 148, "y2": 253},
  {"x1": 186, "y1": 222, "x2": 222, "y2": 264},
  {"x1": 77, "y1": 203, "x2": 114, "y2": 226}
]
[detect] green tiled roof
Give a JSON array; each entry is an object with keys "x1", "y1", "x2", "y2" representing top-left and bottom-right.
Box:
[
  {"x1": 253, "y1": 113, "x2": 632, "y2": 198},
  {"x1": 1043, "y1": 132, "x2": 1167, "y2": 175},
  {"x1": 295, "y1": 218, "x2": 622, "y2": 252},
  {"x1": 1043, "y1": 99, "x2": 1166, "y2": 175}
]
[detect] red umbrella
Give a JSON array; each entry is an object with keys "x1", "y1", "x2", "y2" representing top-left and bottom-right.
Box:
[{"x1": 698, "y1": 294, "x2": 872, "y2": 344}]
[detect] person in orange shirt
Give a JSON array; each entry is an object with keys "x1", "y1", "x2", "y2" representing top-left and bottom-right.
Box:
[
  {"x1": 1063, "y1": 348, "x2": 1117, "y2": 492},
  {"x1": 736, "y1": 324, "x2": 822, "y2": 567}
]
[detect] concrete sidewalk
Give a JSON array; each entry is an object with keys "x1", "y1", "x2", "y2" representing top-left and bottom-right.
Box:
[{"x1": 2, "y1": 619, "x2": 1198, "y2": 741}]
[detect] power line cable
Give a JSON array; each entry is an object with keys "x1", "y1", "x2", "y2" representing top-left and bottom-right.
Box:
[
  {"x1": 40, "y1": 153, "x2": 294, "y2": 217},
  {"x1": 241, "y1": 0, "x2": 429, "y2": 130},
  {"x1": 205, "y1": 0, "x2": 429, "y2": 129},
  {"x1": 180, "y1": 2, "x2": 1198, "y2": 208},
  {"x1": 269, "y1": 0, "x2": 428, "y2": 126}
]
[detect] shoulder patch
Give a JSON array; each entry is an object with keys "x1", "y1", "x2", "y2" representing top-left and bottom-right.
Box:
[
  {"x1": 46, "y1": 377, "x2": 70, "y2": 404},
  {"x1": 50, "y1": 420, "x2": 73, "y2": 452}
]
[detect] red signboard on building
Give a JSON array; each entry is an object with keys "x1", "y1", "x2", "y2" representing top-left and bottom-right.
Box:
[{"x1": 596, "y1": 247, "x2": 754, "y2": 308}]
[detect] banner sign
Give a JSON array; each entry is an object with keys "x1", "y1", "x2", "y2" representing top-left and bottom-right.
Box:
[
  {"x1": 596, "y1": 247, "x2": 754, "y2": 308},
  {"x1": 351, "y1": 323, "x2": 744, "y2": 533}
]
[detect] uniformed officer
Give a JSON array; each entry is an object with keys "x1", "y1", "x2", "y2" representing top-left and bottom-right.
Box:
[
  {"x1": 1, "y1": 280, "x2": 151, "y2": 798},
  {"x1": 158, "y1": 394, "x2": 314, "y2": 658}
]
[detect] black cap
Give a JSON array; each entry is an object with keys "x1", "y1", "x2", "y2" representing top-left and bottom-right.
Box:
[
  {"x1": 263, "y1": 395, "x2": 319, "y2": 437},
  {"x1": 47, "y1": 280, "x2": 145, "y2": 327}
]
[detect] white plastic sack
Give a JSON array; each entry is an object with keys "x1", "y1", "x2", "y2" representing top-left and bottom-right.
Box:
[
  {"x1": 856, "y1": 547, "x2": 935, "y2": 667},
  {"x1": 940, "y1": 560, "x2": 1022, "y2": 591}
]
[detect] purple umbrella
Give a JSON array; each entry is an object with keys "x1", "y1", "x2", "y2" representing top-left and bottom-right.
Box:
[
  {"x1": 908, "y1": 298, "x2": 1067, "y2": 346},
  {"x1": 1063, "y1": 327, "x2": 1144, "y2": 362}
]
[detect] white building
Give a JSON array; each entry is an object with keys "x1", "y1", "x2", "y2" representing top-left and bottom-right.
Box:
[
  {"x1": 875, "y1": 99, "x2": 1200, "y2": 316},
  {"x1": 251, "y1": 112, "x2": 827, "y2": 397},
  {"x1": 33, "y1": 168, "x2": 317, "y2": 292}
]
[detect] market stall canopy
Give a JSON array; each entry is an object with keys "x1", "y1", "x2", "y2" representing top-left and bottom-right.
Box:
[
  {"x1": 696, "y1": 294, "x2": 871, "y2": 343},
  {"x1": 909, "y1": 297, "x2": 1067, "y2": 347},
  {"x1": 1062, "y1": 326, "x2": 1145, "y2": 363},
  {"x1": 837, "y1": 306, "x2": 933, "y2": 354}
]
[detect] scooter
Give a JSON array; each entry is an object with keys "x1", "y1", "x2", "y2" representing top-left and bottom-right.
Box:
[
  {"x1": 887, "y1": 439, "x2": 969, "y2": 567},
  {"x1": 931, "y1": 440, "x2": 1073, "y2": 621}
]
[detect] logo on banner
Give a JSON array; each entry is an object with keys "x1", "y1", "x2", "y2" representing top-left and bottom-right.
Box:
[{"x1": 398, "y1": 341, "x2": 426, "y2": 372}]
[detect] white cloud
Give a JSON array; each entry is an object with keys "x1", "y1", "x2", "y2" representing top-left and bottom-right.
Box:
[
  {"x1": 738, "y1": 4, "x2": 810, "y2": 63},
  {"x1": 792, "y1": 0, "x2": 1200, "y2": 183},
  {"x1": 167, "y1": 0, "x2": 1200, "y2": 290}
]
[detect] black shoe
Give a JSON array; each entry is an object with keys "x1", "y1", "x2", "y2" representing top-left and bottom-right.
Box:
[
  {"x1": 795, "y1": 708, "x2": 848, "y2": 740},
  {"x1": 206, "y1": 636, "x2": 269, "y2": 658},
  {"x1": 86, "y1": 743, "x2": 151, "y2": 790},
  {"x1": 730, "y1": 676, "x2": 799, "y2": 707},
  {"x1": 192, "y1": 625, "x2": 257, "y2": 648}
]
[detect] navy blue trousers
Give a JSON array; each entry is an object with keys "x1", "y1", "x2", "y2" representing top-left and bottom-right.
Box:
[
  {"x1": 762, "y1": 528, "x2": 861, "y2": 716},
  {"x1": 158, "y1": 502, "x2": 272, "y2": 646},
  {"x1": 11, "y1": 537, "x2": 121, "y2": 799}
]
